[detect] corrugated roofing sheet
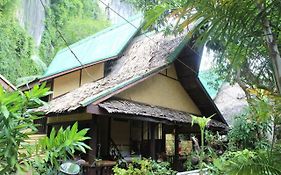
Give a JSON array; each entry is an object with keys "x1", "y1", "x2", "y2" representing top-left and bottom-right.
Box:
[
  {"x1": 199, "y1": 70, "x2": 222, "y2": 99},
  {"x1": 42, "y1": 15, "x2": 143, "y2": 79}
]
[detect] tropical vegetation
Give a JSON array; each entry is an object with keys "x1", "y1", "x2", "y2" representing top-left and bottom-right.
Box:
[
  {"x1": 0, "y1": 0, "x2": 109, "y2": 84},
  {"x1": 129, "y1": 0, "x2": 281, "y2": 94},
  {"x1": 113, "y1": 158, "x2": 176, "y2": 175},
  {"x1": 1, "y1": 0, "x2": 281, "y2": 174},
  {"x1": 0, "y1": 84, "x2": 90, "y2": 174},
  {"x1": 123, "y1": 0, "x2": 281, "y2": 174}
]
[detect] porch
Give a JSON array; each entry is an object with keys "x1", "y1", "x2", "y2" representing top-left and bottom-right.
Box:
[{"x1": 47, "y1": 99, "x2": 227, "y2": 175}]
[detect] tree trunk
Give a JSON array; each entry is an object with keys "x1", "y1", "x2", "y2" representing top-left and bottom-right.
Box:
[{"x1": 258, "y1": 3, "x2": 281, "y2": 94}]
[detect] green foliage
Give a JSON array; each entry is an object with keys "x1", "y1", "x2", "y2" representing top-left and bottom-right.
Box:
[
  {"x1": 228, "y1": 98, "x2": 272, "y2": 150},
  {"x1": 191, "y1": 115, "x2": 212, "y2": 174},
  {"x1": 228, "y1": 115, "x2": 270, "y2": 150},
  {"x1": 0, "y1": 0, "x2": 18, "y2": 14},
  {"x1": 183, "y1": 151, "x2": 199, "y2": 171},
  {"x1": 210, "y1": 149, "x2": 281, "y2": 175},
  {"x1": 39, "y1": 0, "x2": 110, "y2": 65},
  {"x1": 37, "y1": 122, "x2": 91, "y2": 168},
  {"x1": 137, "y1": 0, "x2": 281, "y2": 92},
  {"x1": 206, "y1": 92, "x2": 281, "y2": 175},
  {"x1": 0, "y1": 83, "x2": 50, "y2": 174},
  {"x1": 31, "y1": 122, "x2": 90, "y2": 174},
  {"x1": 0, "y1": 16, "x2": 42, "y2": 84},
  {"x1": 0, "y1": 0, "x2": 109, "y2": 84},
  {"x1": 113, "y1": 158, "x2": 176, "y2": 175},
  {"x1": 0, "y1": 84, "x2": 90, "y2": 174},
  {"x1": 191, "y1": 115, "x2": 211, "y2": 132},
  {"x1": 191, "y1": 115, "x2": 212, "y2": 149}
]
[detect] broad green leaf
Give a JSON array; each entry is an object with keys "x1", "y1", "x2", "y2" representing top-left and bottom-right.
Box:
[{"x1": 1, "y1": 105, "x2": 9, "y2": 119}]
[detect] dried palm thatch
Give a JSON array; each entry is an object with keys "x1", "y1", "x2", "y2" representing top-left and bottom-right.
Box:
[
  {"x1": 214, "y1": 83, "x2": 248, "y2": 126},
  {"x1": 38, "y1": 32, "x2": 186, "y2": 114},
  {"x1": 99, "y1": 99, "x2": 228, "y2": 129}
]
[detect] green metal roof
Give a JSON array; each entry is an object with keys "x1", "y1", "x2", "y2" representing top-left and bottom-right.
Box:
[
  {"x1": 42, "y1": 16, "x2": 143, "y2": 79},
  {"x1": 199, "y1": 70, "x2": 222, "y2": 99}
]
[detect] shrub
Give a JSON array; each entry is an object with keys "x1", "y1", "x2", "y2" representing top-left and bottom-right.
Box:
[
  {"x1": 31, "y1": 122, "x2": 91, "y2": 174},
  {"x1": 113, "y1": 158, "x2": 176, "y2": 175},
  {"x1": 209, "y1": 149, "x2": 281, "y2": 175},
  {"x1": 0, "y1": 84, "x2": 50, "y2": 174},
  {"x1": 228, "y1": 113, "x2": 270, "y2": 150}
]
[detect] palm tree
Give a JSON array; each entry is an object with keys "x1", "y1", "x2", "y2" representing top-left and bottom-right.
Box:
[{"x1": 141, "y1": 0, "x2": 281, "y2": 93}]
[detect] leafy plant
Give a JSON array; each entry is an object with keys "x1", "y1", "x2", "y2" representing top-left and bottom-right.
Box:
[
  {"x1": 133, "y1": 0, "x2": 281, "y2": 94},
  {"x1": 33, "y1": 122, "x2": 91, "y2": 173},
  {"x1": 210, "y1": 149, "x2": 281, "y2": 175},
  {"x1": 183, "y1": 151, "x2": 200, "y2": 171},
  {"x1": 228, "y1": 114, "x2": 270, "y2": 150},
  {"x1": 113, "y1": 158, "x2": 176, "y2": 175},
  {"x1": 0, "y1": 83, "x2": 50, "y2": 174},
  {"x1": 228, "y1": 96, "x2": 273, "y2": 150},
  {"x1": 191, "y1": 115, "x2": 212, "y2": 174}
]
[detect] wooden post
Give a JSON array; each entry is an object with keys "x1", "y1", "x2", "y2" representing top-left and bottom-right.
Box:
[
  {"x1": 88, "y1": 116, "x2": 97, "y2": 163},
  {"x1": 173, "y1": 127, "x2": 180, "y2": 170},
  {"x1": 98, "y1": 116, "x2": 110, "y2": 159},
  {"x1": 161, "y1": 124, "x2": 166, "y2": 153},
  {"x1": 150, "y1": 123, "x2": 156, "y2": 160}
]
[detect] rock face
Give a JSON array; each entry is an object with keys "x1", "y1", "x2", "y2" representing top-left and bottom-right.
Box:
[
  {"x1": 214, "y1": 83, "x2": 248, "y2": 126},
  {"x1": 17, "y1": 0, "x2": 49, "y2": 47},
  {"x1": 16, "y1": 0, "x2": 135, "y2": 45},
  {"x1": 98, "y1": 0, "x2": 136, "y2": 24}
]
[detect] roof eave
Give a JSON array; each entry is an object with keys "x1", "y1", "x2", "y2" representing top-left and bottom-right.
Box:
[
  {"x1": 195, "y1": 77, "x2": 228, "y2": 125},
  {"x1": 0, "y1": 75, "x2": 17, "y2": 91},
  {"x1": 40, "y1": 56, "x2": 119, "y2": 82}
]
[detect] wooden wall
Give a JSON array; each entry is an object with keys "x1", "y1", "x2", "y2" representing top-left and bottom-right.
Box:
[
  {"x1": 116, "y1": 65, "x2": 201, "y2": 115},
  {"x1": 52, "y1": 63, "x2": 104, "y2": 98}
]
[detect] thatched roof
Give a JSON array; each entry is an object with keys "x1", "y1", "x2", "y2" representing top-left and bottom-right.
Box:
[
  {"x1": 38, "y1": 32, "x2": 187, "y2": 114},
  {"x1": 99, "y1": 99, "x2": 228, "y2": 129},
  {"x1": 214, "y1": 83, "x2": 248, "y2": 126}
]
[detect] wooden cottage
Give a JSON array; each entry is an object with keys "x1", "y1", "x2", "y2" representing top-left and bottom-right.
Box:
[{"x1": 37, "y1": 17, "x2": 228, "y2": 174}]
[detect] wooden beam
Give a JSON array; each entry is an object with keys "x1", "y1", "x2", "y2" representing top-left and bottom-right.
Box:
[
  {"x1": 150, "y1": 123, "x2": 156, "y2": 160},
  {"x1": 86, "y1": 105, "x2": 108, "y2": 115}
]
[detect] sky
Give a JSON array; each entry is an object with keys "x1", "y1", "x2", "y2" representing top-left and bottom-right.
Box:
[{"x1": 200, "y1": 46, "x2": 214, "y2": 71}]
